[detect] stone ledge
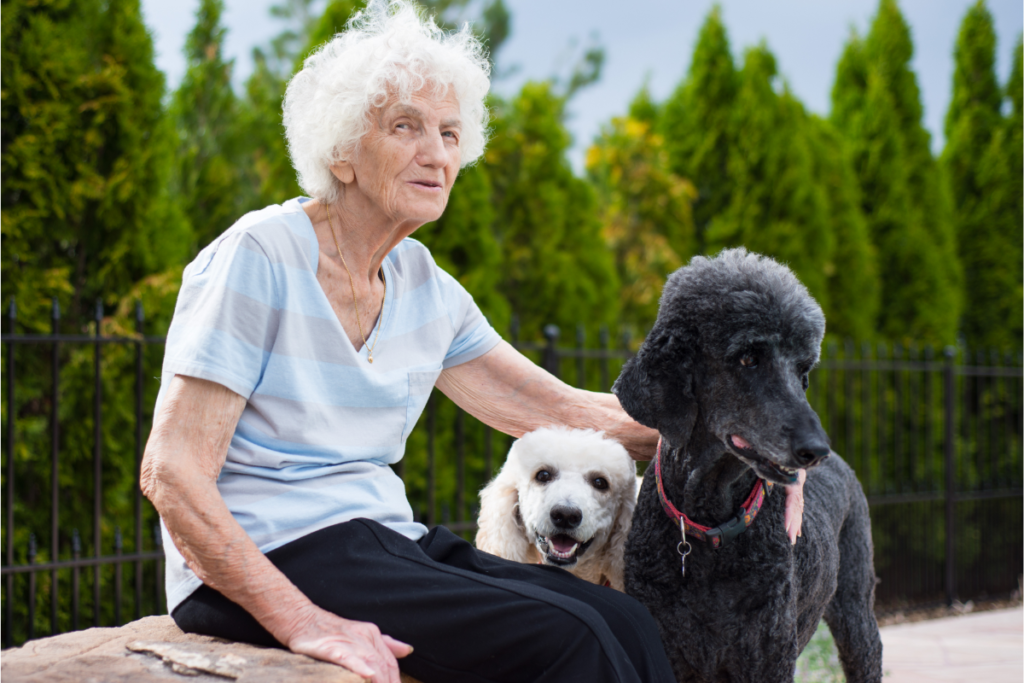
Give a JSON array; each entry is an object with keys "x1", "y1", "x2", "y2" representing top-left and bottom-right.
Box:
[{"x1": 1, "y1": 616, "x2": 421, "y2": 683}]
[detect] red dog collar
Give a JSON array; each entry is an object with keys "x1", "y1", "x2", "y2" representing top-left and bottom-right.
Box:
[{"x1": 654, "y1": 438, "x2": 773, "y2": 550}]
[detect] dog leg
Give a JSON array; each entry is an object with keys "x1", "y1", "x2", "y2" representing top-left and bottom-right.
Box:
[{"x1": 822, "y1": 493, "x2": 883, "y2": 683}]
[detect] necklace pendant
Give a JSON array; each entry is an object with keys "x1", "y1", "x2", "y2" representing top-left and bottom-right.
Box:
[{"x1": 368, "y1": 354, "x2": 373, "y2": 364}]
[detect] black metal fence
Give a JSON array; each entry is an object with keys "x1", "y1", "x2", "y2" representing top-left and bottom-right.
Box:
[{"x1": 3, "y1": 301, "x2": 1021, "y2": 648}]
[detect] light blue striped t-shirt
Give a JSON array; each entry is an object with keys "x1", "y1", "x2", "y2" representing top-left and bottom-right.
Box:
[{"x1": 156, "y1": 197, "x2": 502, "y2": 612}]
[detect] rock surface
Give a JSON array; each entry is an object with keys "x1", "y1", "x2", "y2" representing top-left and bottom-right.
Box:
[{"x1": 2, "y1": 616, "x2": 421, "y2": 683}]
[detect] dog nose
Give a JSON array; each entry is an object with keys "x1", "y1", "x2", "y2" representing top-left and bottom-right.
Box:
[
  {"x1": 550, "y1": 505, "x2": 582, "y2": 530},
  {"x1": 793, "y1": 442, "x2": 830, "y2": 468}
]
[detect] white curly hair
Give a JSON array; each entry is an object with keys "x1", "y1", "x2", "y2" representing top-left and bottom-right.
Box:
[{"x1": 283, "y1": 0, "x2": 491, "y2": 204}]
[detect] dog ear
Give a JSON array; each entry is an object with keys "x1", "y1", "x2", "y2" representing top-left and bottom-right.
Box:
[
  {"x1": 612, "y1": 328, "x2": 698, "y2": 443},
  {"x1": 599, "y1": 474, "x2": 637, "y2": 592},
  {"x1": 475, "y1": 459, "x2": 534, "y2": 563}
]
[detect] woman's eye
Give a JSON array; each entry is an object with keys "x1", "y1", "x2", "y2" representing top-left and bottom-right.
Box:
[
  {"x1": 591, "y1": 477, "x2": 608, "y2": 491},
  {"x1": 740, "y1": 355, "x2": 758, "y2": 368},
  {"x1": 535, "y1": 470, "x2": 552, "y2": 483}
]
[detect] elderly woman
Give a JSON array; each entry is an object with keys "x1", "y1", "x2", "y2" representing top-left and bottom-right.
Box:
[{"x1": 141, "y1": 3, "x2": 805, "y2": 682}]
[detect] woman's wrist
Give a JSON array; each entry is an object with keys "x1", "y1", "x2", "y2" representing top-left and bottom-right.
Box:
[{"x1": 583, "y1": 390, "x2": 658, "y2": 460}]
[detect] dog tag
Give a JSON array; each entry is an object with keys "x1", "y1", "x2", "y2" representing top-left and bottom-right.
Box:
[{"x1": 677, "y1": 520, "x2": 692, "y2": 578}]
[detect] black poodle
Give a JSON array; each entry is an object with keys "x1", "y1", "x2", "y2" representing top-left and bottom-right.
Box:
[{"x1": 614, "y1": 248, "x2": 882, "y2": 683}]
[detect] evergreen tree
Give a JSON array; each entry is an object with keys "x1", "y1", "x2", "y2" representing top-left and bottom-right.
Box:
[
  {"x1": 1, "y1": 0, "x2": 187, "y2": 331},
  {"x1": 831, "y1": 0, "x2": 961, "y2": 344},
  {"x1": 415, "y1": 162, "x2": 510, "y2": 332},
  {"x1": 486, "y1": 82, "x2": 620, "y2": 337},
  {"x1": 806, "y1": 117, "x2": 880, "y2": 341},
  {"x1": 943, "y1": 3, "x2": 1020, "y2": 349},
  {"x1": 706, "y1": 45, "x2": 834, "y2": 310},
  {"x1": 170, "y1": 0, "x2": 246, "y2": 251},
  {"x1": 659, "y1": 6, "x2": 737, "y2": 253},
  {"x1": 587, "y1": 91, "x2": 695, "y2": 333},
  {"x1": 2, "y1": 0, "x2": 188, "y2": 635}
]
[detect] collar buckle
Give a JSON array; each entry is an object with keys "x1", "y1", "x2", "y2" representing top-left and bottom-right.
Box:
[{"x1": 703, "y1": 512, "x2": 750, "y2": 549}]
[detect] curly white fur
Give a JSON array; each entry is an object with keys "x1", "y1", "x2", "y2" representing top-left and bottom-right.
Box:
[
  {"x1": 283, "y1": 0, "x2": 491, "y2": 204},
  {"x1": 475, "y1": 428, "x2": 636, "y2": 591}
]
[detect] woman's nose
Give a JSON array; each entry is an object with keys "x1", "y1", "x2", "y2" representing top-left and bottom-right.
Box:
[{"x1": 416, "y1": 129, "x2": 448, "y2": 167}]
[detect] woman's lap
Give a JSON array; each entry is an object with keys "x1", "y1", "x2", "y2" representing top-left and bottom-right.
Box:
[{"x1": 172, "y1": 519, "x2": 673, "y2": 683}]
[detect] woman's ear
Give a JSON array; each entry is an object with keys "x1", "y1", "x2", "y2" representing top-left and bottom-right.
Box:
[
  {"x1": 330, "y1": 160, "x2": 355, "y2": 185},
  {"x1": 475, "y1": 455, "x2": 533, "y2": 563}
]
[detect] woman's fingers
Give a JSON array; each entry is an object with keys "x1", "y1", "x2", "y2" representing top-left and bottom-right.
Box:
[
  {"x1": 285, "y1": 608, "x2": 406, "y2": 683},
  {"x1": 382, "y1": 634, "x2": 414, "y2": 658}
]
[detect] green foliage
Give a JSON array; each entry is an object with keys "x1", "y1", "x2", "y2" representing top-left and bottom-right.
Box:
[
  {"x1": 415, "y1": 162, "x2": 511, "y2": 333},
  {"x1": 831, "y1": 0, "x2": 962, "y2": 345},
  {"x1": 1, "y1": 0, "x2": 184, "y2": 639},
  {"x1": 587, "y1": 94, "x2": 696, "y2": 333},
  {"x1": 486, "y1": 83, "x2": 620, "y2": 338},
  {"x1": 169, "y1": 0, "x2": 249, "y2": 251},
  {"x1": 1, "y1": 0, "x2": 188, "y2": 332},
  {"x1": 657, "y1": 13, "x2": 879, "y2": 342},
  {"x1": 660, "y1": 6, "x2": 737, "y2": 253},
  {"x1": 943, "y1": 4, "x2": 1022, "y2": 349},
  {"x1": 806, "y1": 119, "x2": 880, "y2": 341},
  {"x1": 706, "y1": 45, "x2": 834, "y2": 311}
]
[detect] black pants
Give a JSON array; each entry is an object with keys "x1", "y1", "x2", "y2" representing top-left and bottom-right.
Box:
[{"x1": 173, "y1": 519, "x2": 674, "y2": 683}]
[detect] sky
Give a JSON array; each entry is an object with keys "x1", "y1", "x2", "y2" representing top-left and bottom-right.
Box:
[{"x1": 141, "y1": 0, "x2": 1024, "y2": 171}]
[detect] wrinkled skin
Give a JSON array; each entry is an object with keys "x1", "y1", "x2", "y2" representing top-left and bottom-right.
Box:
[{"x1": 614, "y1": 249, "x2": 882, "y2": 683}]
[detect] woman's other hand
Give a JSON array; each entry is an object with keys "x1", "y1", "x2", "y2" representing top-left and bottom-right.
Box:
[
  {"x1": 783, "y1": 469, "x2": 807, "y2": 545},
  {"x1": 284, "y1": 604, "x2": 412, "y2": 683}
]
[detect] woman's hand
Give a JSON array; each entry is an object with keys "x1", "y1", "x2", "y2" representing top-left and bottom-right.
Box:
[
  {"x1": 783, "y1": 469, "x2": 807, "y2": 545},
  {"x1": 284, "y1": 604, "x2": 413, "y2": 683}
]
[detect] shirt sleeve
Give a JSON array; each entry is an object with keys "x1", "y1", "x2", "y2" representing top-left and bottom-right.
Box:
[
  {"x1": 435, "y1": 265, "x2": 502, "y2": 369},
  {"x1": 161, "y1": 230, "x2": 280, "y2": 398}
]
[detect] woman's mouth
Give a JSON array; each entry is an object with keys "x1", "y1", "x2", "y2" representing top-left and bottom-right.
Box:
[{"x1": 408, "y1": 179, "x2": 442, "y2": 191}]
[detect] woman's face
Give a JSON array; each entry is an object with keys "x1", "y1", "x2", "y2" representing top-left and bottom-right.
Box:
[{"x1": 336, "y1": 88, "x2": 462, "y2": 225}]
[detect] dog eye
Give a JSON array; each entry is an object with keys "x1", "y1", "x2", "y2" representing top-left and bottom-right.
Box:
[
  {"x1": 591, "y1": 477, "x2": 609, "y2": 491},
  {"x1": 740, "y1": 355, "x2": 758, "y2": 368},
  {"x1": 535, "y1": 470, "x2": 552, "y2": 483}
]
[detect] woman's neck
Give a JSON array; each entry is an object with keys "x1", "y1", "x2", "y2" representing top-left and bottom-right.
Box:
[{"x1": 304, "y1": 196, "x2": 420, "y2": 283}]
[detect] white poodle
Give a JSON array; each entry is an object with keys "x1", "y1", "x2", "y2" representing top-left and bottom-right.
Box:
[{"x1": 475, "y1": 427, "x2": 637, "y2": 590}]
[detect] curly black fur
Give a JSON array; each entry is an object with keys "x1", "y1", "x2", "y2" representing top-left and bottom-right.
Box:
[{"x1": 614, "y1": 249, "x2": 882, "y2": 683}]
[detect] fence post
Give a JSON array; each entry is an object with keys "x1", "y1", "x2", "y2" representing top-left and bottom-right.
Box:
[
  {"x1": 542, "y1": 325, "x2": 560, "y2": 378},
  {"x1": 93, "y1": 299, "x2": 103, "y2": 627},
  {"x1": 50, "y1": 298, "x2": 61, "y2": 635},
  {"x1": 944, "y1": 346, "x2": 956, "y2": 607},
  {"x1": 5, "y1": 298, "x2": 15, "y2": 647},
  {"x1": 134, "y1": 301, "x2": 144, "y2": 620}
]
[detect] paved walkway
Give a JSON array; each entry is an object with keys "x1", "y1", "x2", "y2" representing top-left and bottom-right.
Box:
[{"x1": 881, "y1": 606, "x2": 1022, "y2": 682}]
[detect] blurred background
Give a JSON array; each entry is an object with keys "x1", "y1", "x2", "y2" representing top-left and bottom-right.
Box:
[{"x1": 2, "y1": 0, "x2": 1022, "y2": 655}]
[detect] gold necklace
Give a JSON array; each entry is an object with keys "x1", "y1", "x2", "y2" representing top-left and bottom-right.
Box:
[{"x1": 326, "y1": 203, "x2": 386, "y2": 364}]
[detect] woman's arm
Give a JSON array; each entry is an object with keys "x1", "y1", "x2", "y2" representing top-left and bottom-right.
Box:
[
  {"x1": 436, "y1": 341, "x2": 806, "y2": 542},
  {"x1": 436, "y1": 341, "x2": 658, "y2": 459},
  {"x1": 141, "y1": 375, "x2": 411, "y2": 682}
]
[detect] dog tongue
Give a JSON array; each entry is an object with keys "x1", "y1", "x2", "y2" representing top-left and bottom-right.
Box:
[
  {"x1": 731, "y1": 435, "x2": 753, "y2": 450},
  {"x1": 550, "y1": 535, "x2": 577, "y2": 553}
]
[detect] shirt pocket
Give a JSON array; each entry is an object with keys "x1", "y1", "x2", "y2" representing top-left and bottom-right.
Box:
[{"x1": 404, "y1": 369, "x2": 443, "y2": 441}]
